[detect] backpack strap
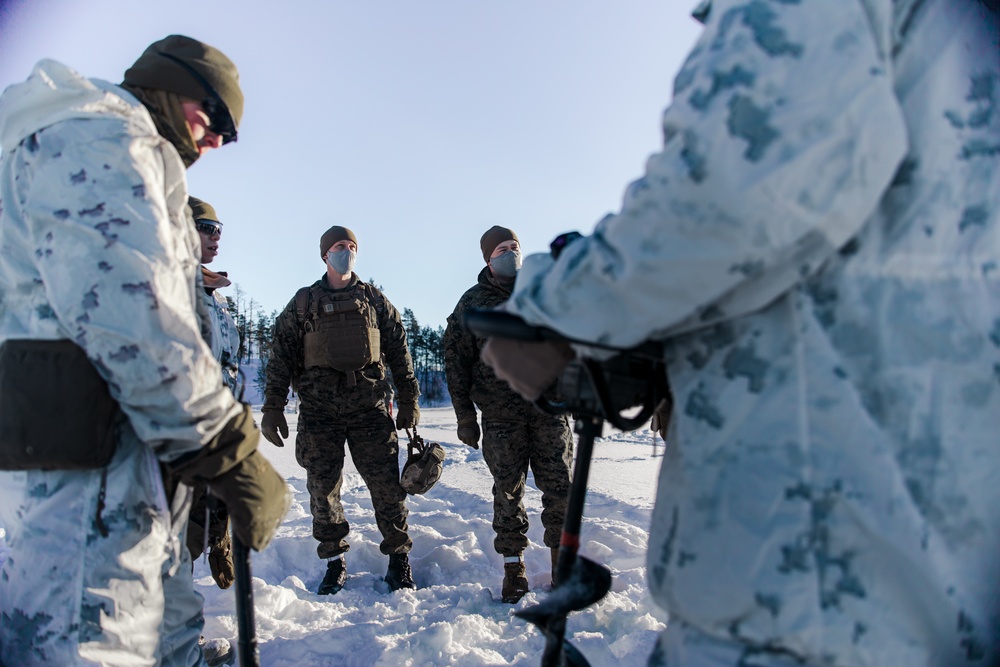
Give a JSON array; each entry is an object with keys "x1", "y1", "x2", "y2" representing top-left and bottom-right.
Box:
[
  {"x1": 359, "y1": 282, "x2": 386, "y2": 321},
  {"x1": 294, "y1": 286, "x2": 314, "y2": 333}
]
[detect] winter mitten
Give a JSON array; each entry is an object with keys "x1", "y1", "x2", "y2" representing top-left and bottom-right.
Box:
[
  {"x1": 209, "y1": 449, "x2": 290, "y2": 552},
  {"x1": 169, "y1": 404, "x2": 290, "y2": 552},
  {"x1": 480, "y1": 337, "x2": 574, "y2": 402}
]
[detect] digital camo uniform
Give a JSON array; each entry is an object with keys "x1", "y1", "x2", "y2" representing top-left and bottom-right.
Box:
[
  {"x1": 265, "y1": 274, "x2": 420, "y2": 559},
  {"x1": 502, "y1": 1, "x2": 999, "y2": 665},
  {"x1": 0, "y1": 60, "x2": 242, "y2": 665},
  {"x1": 444, "y1": 266, "x2": 573, "y2": 557}
]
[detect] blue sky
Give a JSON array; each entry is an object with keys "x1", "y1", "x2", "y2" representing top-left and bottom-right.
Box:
[{"x1": 1, "y1": 1, "x2": 702, "y2": 329}]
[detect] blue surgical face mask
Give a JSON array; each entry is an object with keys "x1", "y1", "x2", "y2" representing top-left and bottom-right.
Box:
[
  {"x1": 326, "y1": 248, "x2": 356, "y2": 275},
  {"x1": 489, "y1": 250, "x2": 522, "y2": 280}
]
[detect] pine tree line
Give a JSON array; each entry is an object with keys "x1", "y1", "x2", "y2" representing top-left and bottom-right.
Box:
[{"x1": 223, "y1": 284, "x2": 449, "y2": 406}]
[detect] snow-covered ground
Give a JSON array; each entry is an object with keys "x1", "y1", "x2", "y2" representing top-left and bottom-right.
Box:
[{"x1": 1, "y1": 405, "x2": 670, "y2": 666}]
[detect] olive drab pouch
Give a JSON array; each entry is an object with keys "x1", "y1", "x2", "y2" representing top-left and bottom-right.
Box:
[
  {"x1": 399, "y1": 427, "x2": 445, "y2": 495},
  {"x1": 302, "y1": 290, "x2": 381, "y2": 374},
  {"x1": 0, "y1": 339, "x2": 121, "y2": 470}
]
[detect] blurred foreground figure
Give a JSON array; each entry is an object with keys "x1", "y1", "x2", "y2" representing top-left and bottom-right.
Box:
[
  {"x1": 482, "y1": 2, "x2": 999, "y2": 665},
  {"x1": 0, "y1": 35, "x2": 288, "y2": 666}
]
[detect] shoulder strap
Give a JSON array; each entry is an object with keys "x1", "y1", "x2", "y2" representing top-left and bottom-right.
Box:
[
  {"x1": 360, "y1": 282, "x2": 387, "y2": 320},
  {"x1": 294, "y1": 286, "x2": 313, "y2": 331}
]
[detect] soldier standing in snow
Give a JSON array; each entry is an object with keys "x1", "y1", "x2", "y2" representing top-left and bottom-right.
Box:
[
  {"x1": 443, "y1": 226, "x2": 573, "y2": 603},
  {"x1": 185, "y1": 196, "x2": 241, "y2": 590},
  {"x1": 261, "y1": 225, "x2": 421, "y2": 594},
  {"x1": 482, "y1": 1, "x2": 999, "y2": 665},
  {"x1": 0, "y1": 35, "x2": 289, "y2": 666}
]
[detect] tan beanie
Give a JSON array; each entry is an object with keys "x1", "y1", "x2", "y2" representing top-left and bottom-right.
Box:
[
  {"x1": 480, "y1": 226, "x2": 519, "y2": 262},
  {"x1": 188, "y1": 196, "x2": 220, "y2": 223},
  {"x1": 320, "y1": 225, "x2": 359, "y2": 258}
]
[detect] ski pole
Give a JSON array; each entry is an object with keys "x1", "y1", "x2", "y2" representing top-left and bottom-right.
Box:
[{"x1": 232, "y1": 534, "x2": 260, "y2": 667}]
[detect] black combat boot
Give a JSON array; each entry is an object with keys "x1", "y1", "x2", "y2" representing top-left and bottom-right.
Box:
[
  {"x1": 318, "y1": 557, "x2": 347, "y2": 595},
  {"x1": 385, "y1": 553, "x2": 416, "y2": 591},
  {"x1": 502, "y1": 557, "x2": 529, "y2": 603}
]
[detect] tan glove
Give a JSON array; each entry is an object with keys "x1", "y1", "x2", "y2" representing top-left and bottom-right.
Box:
[
  {"x1": 395, "y1": 401, "x2": 420, "y2": 430},
  {"x1": 650, "y1": 394, "x2": 674, "y2": 440},
  {"x1": 169, "y1": 404, "x2": 290, "y2": 552},
  {"x1": 456, "y1": 417, "x2": 480, "y2": 449},
  {"x1": 260, "y1": 409, "x2": 288, "y2": 447},
  {"x1": 480, "y1": 337, "x2": 575, "y2": 402}
]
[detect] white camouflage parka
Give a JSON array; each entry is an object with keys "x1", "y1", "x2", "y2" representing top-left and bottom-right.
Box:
[
  {"x1": 201, "y1": 268, "x2": 242, "y2": 395},
  {"x1": 504, "y1": 1, "x2": 999, "y2": 665},
  {"x1": 0, "y1": 59, "x2": 242, "y2": 665}
]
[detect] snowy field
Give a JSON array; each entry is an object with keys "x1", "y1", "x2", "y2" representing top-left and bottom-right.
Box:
[{"x1": 1, "y1": 405, "x2": 669, "y2": 666}]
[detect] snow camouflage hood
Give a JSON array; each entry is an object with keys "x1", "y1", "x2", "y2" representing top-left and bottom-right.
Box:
[
  {"x1": 0, "y1": 59, "x2": 153, "y2": 154},
  {"x1": 502, "y1": 0, "x2": 999, "y2": 664}
]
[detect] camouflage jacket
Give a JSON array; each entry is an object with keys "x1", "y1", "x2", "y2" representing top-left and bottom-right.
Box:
[
  {"x1": 444, "y1": 266, "x2": 548, "y2": 423},
  {"x1": 0, "y1": 59, "x2": 240, "y2": 460},
  {"x1": 265, "y1": 274, "x2": 418, "y2": 418}
]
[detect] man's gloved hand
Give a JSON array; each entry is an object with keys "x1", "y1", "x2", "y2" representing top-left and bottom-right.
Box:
[
  {"x1": 261, "y1": 409, "x2": 288, "y2": 447},
  {"x1": 169, "y1": 404, "x2": 291, "y2": 552},
  {"x1": 210, "y1": 449, "x2": 290, "y2": 552},
  {"x1": 480, "y1": 337, "x2": 575, "y2": 402},
  {"x1": 395, "y1": 401, "x2": 420, "y2": 430},
  {"x1": 650, "y1": 390, "x2": 674, "y2": 440},
  {"x1": 456, "y1": 417, "x2": 480, "y2": 449}
]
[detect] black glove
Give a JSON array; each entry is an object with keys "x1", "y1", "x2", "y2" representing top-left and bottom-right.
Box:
[
  {"x1": 261, "y1": 409, "x2": 288, "y2": 447},
  {"x1": 169, "y1": 405, "x2": 290, "y2": 552},
  {"x1": 456, "y1": 418, "x2": 480, "y2": 449},
  {"x1": 395, "y1": 401, "x2": 420, "y2": 430}
]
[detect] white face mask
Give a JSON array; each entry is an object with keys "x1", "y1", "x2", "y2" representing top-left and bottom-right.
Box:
[
  {"x1": 326, "y1": 248, "x2": 356, "y2": 275},
  {"x1": 489, "y1": 250, "x2": 522, "y2": 280}
]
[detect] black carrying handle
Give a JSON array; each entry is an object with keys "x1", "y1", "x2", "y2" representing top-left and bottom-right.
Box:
[{"x1": 405, "y1": 427, "x2": 424, "y2": 459}]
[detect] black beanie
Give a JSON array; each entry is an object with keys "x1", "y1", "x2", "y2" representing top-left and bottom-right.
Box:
[
  {"x1": 189, "y1": 196, "x2": 221, "y2": 224},
  {"x1": 320, "y1": 225, "x2": 359, "y2": 258},
  {"x1": 123, "y1": 35, "x2": 243, "y2": 132},
  {"x1": 480, "y1": 225, "x2": 519, "y2": 262}
]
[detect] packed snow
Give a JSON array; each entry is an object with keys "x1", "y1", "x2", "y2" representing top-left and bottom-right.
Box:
[{"x1": 0, "y1": 404, "x2": 669, "y2": 666}]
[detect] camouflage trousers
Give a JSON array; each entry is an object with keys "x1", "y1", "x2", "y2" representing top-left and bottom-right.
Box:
[
  {"x1": 481, "y1": 412, "x2": 573, "y2": 556},
  {"x1": 296, "y1": 406, "x2": 411, "y2": 560},
  {"x1": 0, "y1": 427, "x2": 204, "y2": 667}
]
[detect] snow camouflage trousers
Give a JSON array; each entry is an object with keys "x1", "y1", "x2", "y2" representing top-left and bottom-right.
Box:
[
  {"x1": 480, "y1": 411, "x2": 573, "y2": 556},
  {"x1": 0, "y1": 427, "x2": 205, "y2": 667},
  {"x1": 295, "y1": 406, "x2": 411, "y2": 559}
]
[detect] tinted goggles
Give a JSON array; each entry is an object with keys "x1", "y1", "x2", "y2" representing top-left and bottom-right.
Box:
[{"x1": 195, "y1": 220, "x2": 222, "y2": 236}]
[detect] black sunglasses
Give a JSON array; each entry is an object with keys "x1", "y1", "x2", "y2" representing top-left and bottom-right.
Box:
[
  {"x1": 195, "y1": 221, "x2": 222, "y2": 236},
  {"x1": 201, "y1": 95, "x2": 238, "y2": 145},
  {"x1": 158, "y1": 52, "x2": 238, "y2": 145}
]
